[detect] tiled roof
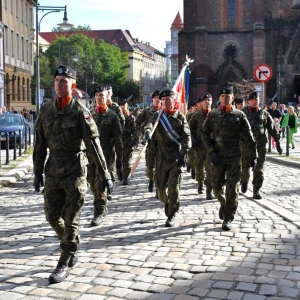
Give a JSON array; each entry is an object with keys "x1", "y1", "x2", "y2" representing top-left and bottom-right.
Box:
[
  {"x1": 171, "y1": 11, "x2": 184, "y2": 29},
  {"x1": 39, "y1": 29, "x2": 143, "y2": 52}
]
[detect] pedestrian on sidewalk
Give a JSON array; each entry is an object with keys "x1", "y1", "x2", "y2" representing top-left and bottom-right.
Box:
[
  {"x1": 271, "y1": 118, "x2": 282, "y2": 148},
  {"x1": 33, "y1": 65, "x2": 112, "y2": 284},
  {"x1": 281, "y1": 105, "x2": 298, "y2": 149}
]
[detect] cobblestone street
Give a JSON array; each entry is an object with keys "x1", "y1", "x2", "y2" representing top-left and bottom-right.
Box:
[{"x1": 0, "y1": 146, "x2": 300, "y2": 300}]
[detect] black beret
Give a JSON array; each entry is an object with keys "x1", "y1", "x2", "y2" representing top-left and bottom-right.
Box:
[
  {"x1": 203, "y1": 93, "x2": 212, "y2": 99},
  {"x1": 196, "y1": 95, "x2": 204, "y2": 103},
  {"x1": 234, "y1": 97, "x2": 244, "y2": 104},
  {"x1": 54, "y1": 65, "x2": 76, "y2": 79},
  {"x1": 159, "y1": 89, "x2": 175, "y2": 100},
  {"x1": 187, "y1": 102, "x2": 196, "y2": 109},
  {"x1": 219, "y1": 86, "x2": 233, "y2": 96},
  {"x1": 152, "y1": 90, "x2": 160, "y2": 97},
  {"x1": 119, "y1": 99, "x2": 128, "y2": 106},
  {"x1": 93, "y1": 85, "x2": 108, "y2": 96},
  {"x1": 248, "y1": 91, "x2": 258, "y2": 100},
  {"x1": 106, "y1": 84, "x2": 112, "y2": 90}
]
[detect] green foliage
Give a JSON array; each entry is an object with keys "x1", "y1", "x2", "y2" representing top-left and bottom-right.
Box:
[
  {"x1": 114, "y1": 80, "x2": 141, "y2": 102},
  {"x1": 52, "y1": 24, "x2": 92, "y2": 32},
  {"x1": 39, "y1": 34, "x2": 130, "y2": 98}
]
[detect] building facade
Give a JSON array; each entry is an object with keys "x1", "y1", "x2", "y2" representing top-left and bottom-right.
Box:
[
  {"x1": 0, "y1": 1, "x2": 5, "y2": 107},
  {"x1": 179, "y1": 0, "x2": 300, "y2": 105},
  {"x1": 2, "y1": 0, "x2": 35, "y2": 112}
]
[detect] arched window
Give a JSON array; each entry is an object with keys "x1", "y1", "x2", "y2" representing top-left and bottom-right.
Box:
[
  {"x1": 228, "y1": 0, "x2": 235, "y2": 28},
  {"x1": 27, "y1": 78, "x2": 30, "y2": 101},
  {"x1": 17, "y1": 76, "x2": 20, "y2": 100},
  {"x1": 22, "y1": 77, "x2": 25, "y2": 101}
]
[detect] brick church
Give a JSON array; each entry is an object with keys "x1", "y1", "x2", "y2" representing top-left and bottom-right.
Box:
[{"x1": 178, "y1": 0, "x2": 300, "y2": 105}]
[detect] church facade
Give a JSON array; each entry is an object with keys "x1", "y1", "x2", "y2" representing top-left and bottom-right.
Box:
[{"x1": 179, "y1": 0, "x2": 300, "y2": 105}]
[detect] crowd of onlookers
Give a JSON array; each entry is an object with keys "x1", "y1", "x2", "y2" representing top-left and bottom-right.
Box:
[{"x1": 0, "y1": 106, "x2": 37, "y2": 122}]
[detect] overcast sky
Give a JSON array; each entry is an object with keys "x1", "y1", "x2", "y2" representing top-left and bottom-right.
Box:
[{"x1": 37, "y1": 0, "x2": 184, "y2": 51}]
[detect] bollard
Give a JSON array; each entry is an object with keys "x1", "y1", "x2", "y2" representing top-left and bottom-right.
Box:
[
  {"x1": 25, "y1": 127, "x2": 28, "y2": 152},
  {"x1": 286, "y1": 126, "x2": 290, "y2": 156},
  {"x1": 13, "y1": 131, "x2": 17, "y2": 160},
  {"x1": 5, "y1": 132, "x2": 9, "y2": 164},
  {"x1": 268, "y1": 133, "x2": 271, "y2": 152},
  {"x1": 28, "y1": 127, "x2": 31, "y2": 146},
  {"x1": 19, "y1": 129, "x2": 22, "y2": 157}
]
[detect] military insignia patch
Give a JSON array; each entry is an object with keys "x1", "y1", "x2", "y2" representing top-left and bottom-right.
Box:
[{"x1": 84, "y1": 114, "x2": 91, "y2": 119}]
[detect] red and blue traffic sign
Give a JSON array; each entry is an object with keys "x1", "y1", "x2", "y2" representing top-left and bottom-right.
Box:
[{"x1": 254, "y1": 64, "x2": 273, "y2": 82}]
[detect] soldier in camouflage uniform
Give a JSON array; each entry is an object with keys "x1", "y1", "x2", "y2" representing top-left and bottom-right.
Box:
[
  {"x1": 144, "y1": 89, "x2": 191, "y2": 227},
  {"x1": 241, "y1": 91, "x2": 282, "y2": 199},
  {"x1": 189, "y1": 93, "x2": 213, "y2": 200},
  {"x1": 33, "y1": 65, "x2": 112, "y2": 283},
  {"x1": 106, "y1": 84, "x2": 125, "y2": 182},
  {"x1": 119, "y1": 99, "x2": 137, "y2": 185},
  {"x1": 201, "y1": 86, "x2": 256, "y2": 231},
  {"x1": 135, "y1": 90, "x2": 161, "y2": 192},
  {"x1": 88, "y1": 86, "x2": 123, "y2": 226},
  {"x1": 186, "y1": 101, "x2": 198, "y2": 178}
]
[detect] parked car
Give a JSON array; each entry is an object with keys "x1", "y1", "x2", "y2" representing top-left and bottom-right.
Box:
[{"x1": 0, "y1": 114, "x2": 30, "y2": 148}]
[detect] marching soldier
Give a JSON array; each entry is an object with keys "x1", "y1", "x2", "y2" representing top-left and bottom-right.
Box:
[
  {"x1": 201, "y1": 86, "x2": 256, "y2": 231},
  {"x1": 135, "y1": 90, "x2": 161, "y2": 192},
  {"x1": 188, "y1": 93, "x2": 213, "y2": 199},
  {"x1": 33, "y1": 65, "x2": 112, "y2": 283},
  {"x1": 186, "y1": 101, "x2": 198, "y2": 177},
  {"x1": 119, "y1": 98, "x2": 137, "y2": 185},
  {"x1": 233, "y1": 97, "x2": 245, "y2": 110},
  {"x1": 241, "y1": 91, "x2": 282, "y2": 199},
  {"x1": 88, "y1": 85, "x2": 123, "y2": 226},
  {"x1": 106, "y1": 84, "x2": 125, "y2": 182},
  {"x1": 143, "y1": 89, "x2": 191, "y2": 227}
]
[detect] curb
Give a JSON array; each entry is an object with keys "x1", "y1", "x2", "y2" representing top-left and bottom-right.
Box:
[
  {"x1": 266, "y1": 154, "x2": 300, "y2": 168},
  {"x1": 0, "y1": 155, "x2": 33, "y2": 186}
]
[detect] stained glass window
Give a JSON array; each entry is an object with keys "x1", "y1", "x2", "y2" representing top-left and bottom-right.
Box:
[{"x1": 228, "y1": 0, "x2": 235, "y2": 28}]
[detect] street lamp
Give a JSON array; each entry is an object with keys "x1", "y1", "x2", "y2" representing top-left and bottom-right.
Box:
[{"x1": 35, "y1": 4, "x2": 73, "y2": 115}]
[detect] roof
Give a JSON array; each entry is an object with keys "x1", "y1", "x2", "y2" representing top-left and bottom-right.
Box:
[
  {"x1": 136, "y1": 41, "x2": 167, "y2": 58},
  {"x1": 171, "y1": 11, "x2": 184, "y2": 30},
  {"x1": 39, "y1": 29, "x2": 143, "y2": 53}
]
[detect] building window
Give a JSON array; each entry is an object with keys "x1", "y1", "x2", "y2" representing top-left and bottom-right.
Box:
[
  {"x1": 4, "y1": 27, "x2": 8, "y2": 55},
  {"x1": 11, "y1": 0, "x2": 14, "y2": 14},
  {"x1": 16, "y1": 33, "x2": 19, "y2": 59},
  {"x1": 17, "y1": 76, "x2": 20, "y2": 100},
  {"x1": 21, "y1": 0, "x2": 23, "y2": 21},
  {"x1": 25, "y1": 3, "x2": 28, "y2": 25},
  {"x1": 26, "y1": 39, "x2": 28, "y2": 63},
  {"x1": 11, "y1": 30, "x2": 14, "y2": 57},
  {"x1": 173, "y1": 31, "x2": 177, "y2": 38},
  {"x1": 4, "y1": 0, "x2": 8, "y2": 9},
  {"x1": 228, "y1": 0, "x2": 235, "y2": 28},
  {"x1": 30, "y1": 43, "x2": 32, "y2": 64},
  {"x1": 22, "y1": 37, "x2": 24, "y2": 61},
  {"x1": 22, "y1": 78, "x2": 25, "y2": 101},
  {"x1": 16, "y1": 0, "x2": 19, "y2": 18}
]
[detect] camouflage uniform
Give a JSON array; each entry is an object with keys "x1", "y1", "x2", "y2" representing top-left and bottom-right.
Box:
[
  {"x1": 241, "y1": 106, "x2": 280, "y2": 193},
  {"x1": 201, "y1": 107, "x2": 256, "y2": 222},
  {"x1": 33, "y1": 98, "x2": 110, "y2": 262},
  {"x1": 135, "y1": 105, "x2": 159, "y2": 182},
  {"x1": 88, "y1": 105, "x2": 123, "y2": 216},
  {"x1": 188, "y1": 110, "x2": 212, "y2": 194},
  {"x1": 122, "y1": 113, "x2": 137, "y2": 179},
  {"x1": 145, "y1": 110, "x2": 191, "y2": 216},
  {"x1": 107, "y1": 101, "x2": 125, "y2": 181},
  {"x1": 186, "y1": 111, "x2": 196, "y2": 172}
]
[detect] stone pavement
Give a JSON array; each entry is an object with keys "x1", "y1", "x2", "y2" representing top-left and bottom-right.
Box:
[{"x1": 1, "y1": 145, "x2": 300, "y2": 299}]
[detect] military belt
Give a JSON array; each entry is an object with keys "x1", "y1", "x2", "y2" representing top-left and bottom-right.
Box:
[
  {"x1": 51, "y1": 150, "x2": 80, "y2": 156},
  {"x1": 123, "y1": 128, "x2": 131, "y2": 134}
]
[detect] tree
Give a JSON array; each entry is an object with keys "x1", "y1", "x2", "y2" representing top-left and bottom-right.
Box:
[
  {"x1": 40, "y1": 34, "x2": 129, "y2": 98},
  {"x1": 230, "y1": 79, "x2": 256, "y2": 100}
]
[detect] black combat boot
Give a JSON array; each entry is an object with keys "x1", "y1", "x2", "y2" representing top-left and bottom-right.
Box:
[
  {"x1": 122, "y1": 178, "x2": 129, "y2": 185},
  {"x1": 253, "y1": 188, "x2": 262, "y2": 199},
  {"x1": 155, "y1": 189, "x2": 159, "y2": 199},
  {"x1": 91, "y1": 210, "x2": 107, "y2": 226},
  {"x1": 148, "y1": 180, "x2": 154, "y2": 192},
  {"x1": 68, "y1": 251, "x2": 78, "y2": 268},
  {"x1": 49, "y1": 262, "x2": 69, "y2": 283},
  {"x1": 191, "y1": 169, "x2": 196, "y2": 179},
  {"x1": 241, "y1": 182, "x2": 248, "y2": 193},
  {"x1": 164, "y1": 202, "x2": 169, "y2": 217},
  {"x1": 198, "y1": 185, "x2": 204, "y2": 194},
  {"x1": 219, "y1": 205, "x2": 224, "y2": 220},
  {"x1": 117, "y1": 169, "x2": 123, "y2": 181},
  {"x1": 206, "y1": 189, "x2": 213, "y2": 200},
  {"x1": 222, "y1": 220, "x2": 232, "y2": 231},
  {"x1": 165, "y1": 215, "x2": 175, "y2": 227}
]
